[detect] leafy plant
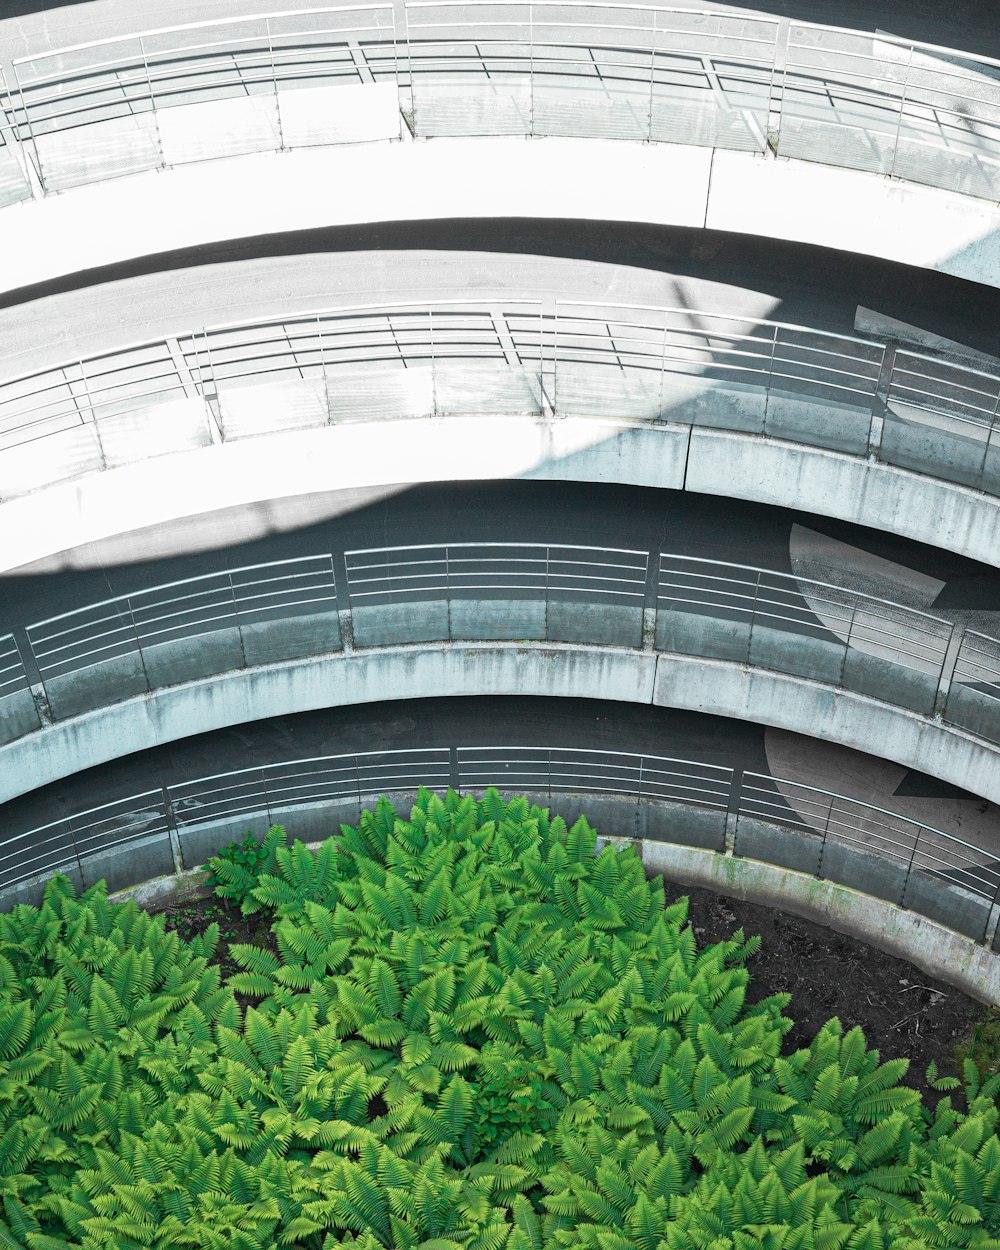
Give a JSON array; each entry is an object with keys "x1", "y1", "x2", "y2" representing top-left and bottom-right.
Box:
[
  {"x1": 203, "y1": 825, "x2": 286, "y2": 907},
  {"x1": 5, "y1": 790, "x2": 1000, "y2": 1250}
]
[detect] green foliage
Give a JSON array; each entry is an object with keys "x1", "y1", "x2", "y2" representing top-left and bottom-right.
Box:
[
  {"x1": 203, "y1": 826, "x2": 286, "y2": 908},
  {"x1": 5, "y1": 788, "x2": 1000, "y2": 1250},
  {"x1": 954, "y1": 1010, "x2": 1000, "y2": 1082}
]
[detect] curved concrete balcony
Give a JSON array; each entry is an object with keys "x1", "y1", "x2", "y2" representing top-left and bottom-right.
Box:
[
  {"x1": 3, "y1": 7, "x2": 1000, "y2": 291},
  {"x1": 4, "y1": 740, "x2": 1000, "y2": 1002},
  {"x1": 2, "y1": 542, "x2": 1000, "y2": 810},
  {"x1": 3, "y1": 254, "x2": 1000, "y2": 570}
]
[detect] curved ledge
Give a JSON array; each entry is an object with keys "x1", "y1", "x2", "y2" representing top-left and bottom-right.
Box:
[
  {"x1": 3, "y1": 641, "x2": 1000, "y2": 808},
  {"x1": 641, "y1": 839, "x2": 1000, "y2": 1006},
  {"x1": 2, "y1": 140, "x2": 1000, "y2": 298},
  {"x1": 3, "y1": 418, "x2": 1000, "y2": 574}
]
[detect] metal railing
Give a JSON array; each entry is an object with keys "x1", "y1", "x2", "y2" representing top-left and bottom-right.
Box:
[
  {"x1": 455, "y1": 744, "x2": 733, "y2": 809},
  {"x1": 344, "y1": 541, "x2": 648, "y2": 602},
  {"x1": 22, "y1": 555, "x2": 339, "y2": 722},
  {"x1": 4, "y1": 5, "x2": 1000, "y2": 201},
  {"x1": 6, "y1": 297, "x2": 1000, "y2": 502},
  {"x1": 3, "y1": 744, "x2": 998, "y2": 946},
  {"x1": 4, "y1": 542, "x2": 1000, "y2": 749},
  {"x1": 0, "y1": 634, "x2": 28, "y2": 702},
  {"x1": 735, "y1": 770, "x2": 1000, "y2": 940},
  {"x1": 657, "y1": 554, "x2": 955, "y2": 717},
  {"x1": 7, "y1": 7, "x2": 399, "y2": 193}
]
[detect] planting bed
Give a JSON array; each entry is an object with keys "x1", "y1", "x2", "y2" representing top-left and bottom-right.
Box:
[{"x1": 159, "y1": 873, "x2": 992, "y2": 1103}]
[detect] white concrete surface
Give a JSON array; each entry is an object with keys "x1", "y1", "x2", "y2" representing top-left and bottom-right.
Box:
[
  {"x1": 706, "y1": 150, "x2": 1000, "y2": 287},
  {"x1": 1, "y1": 139, "x2": 999, "y2": 298},
  {"x1": 3, "y1": 638, "x2": 1000, "y2": 808},
  {"x1": 3, "y1": 417, "x2": 1000, "y2": 575}
]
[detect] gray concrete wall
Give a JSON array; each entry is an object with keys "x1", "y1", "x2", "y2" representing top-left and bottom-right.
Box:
[{"x1": 5, "y1": 643, "x2": 1000, "y2": 813}]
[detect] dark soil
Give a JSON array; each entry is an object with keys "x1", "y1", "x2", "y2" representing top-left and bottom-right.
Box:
[
  {"x1": 661, "y1": 882, "x2": 987, "y2": 1104},
  {"x1": 159, "y1": 885, "x2": 991, "y2": 1106}
]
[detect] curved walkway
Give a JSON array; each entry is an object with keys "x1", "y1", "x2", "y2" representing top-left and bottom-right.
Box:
[
  {"x1": 3, "y1": 253, "x2": 1000, "y2": 570},
  {"x1": 2, "y1": 139, "x2": 999, "y2": 297}
]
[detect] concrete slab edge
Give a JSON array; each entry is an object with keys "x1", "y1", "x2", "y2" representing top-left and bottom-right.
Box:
[
  {"x1": 3, "y1": 420, "x2": 1000, "y2": 573},
  {"x1": 1, "y1": 142, "x2": 998, "y2": 297},
  {"x1": 3, "y1": 641, "x2": 1000, "y2": 804}
]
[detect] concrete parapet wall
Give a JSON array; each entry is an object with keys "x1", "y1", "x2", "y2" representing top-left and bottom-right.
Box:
[
  {"x1": 3, "y1": 419, "x2": 1000, "y2": 575},
  {"x1": 3, "y1": 141, "x2": 1000, "y2": 298},
  {"x1": 641, "y1": 840, "x2": 1000, "y2": 1006},
  {"x1": 3, "y1": 641, "x2": 1000, "y2": 810}
]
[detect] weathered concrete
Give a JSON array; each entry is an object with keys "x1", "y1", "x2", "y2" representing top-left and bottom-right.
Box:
[
  {"x1": 653, "y1": 653, "x2": 1000, "y2": 806},
  {"x1": 641, "y1": 839, "x2": 1000, "y2": 1005},
  {"x1": 3, "y1": 641, "x2": 1000, "y2": 813},
  {"x1": 4, "y1": 419, "x2": 1000, "y2": 577},
  {"x1": 1, "y1": 140, "x2": 999, "y2": 300}
]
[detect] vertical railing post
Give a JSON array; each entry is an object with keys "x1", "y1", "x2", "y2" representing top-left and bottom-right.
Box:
[
  {"x1": 161, "y1": 785, "x2": 185, "y2": 874},
  {"x1": 429, "y1": 308, "x2": 437, "y2": 417},
  {"x1": 980, "y1": 383, "x2": 1000, "y2": 492},
  {"x1": 935, "y1": 621, "x2": 962, "y2": 720},
  {"x1": 261, "y1": 763, "x2": 274, "y2": 829},
  {"x1": 658, "y1": 311, "x2": 669, "y2": 421},
  {"x1": 125, "y1": 594, "x2": 153, "y2": 694},
  {"x1": 76, "y1": 357, "x2": 108, "y2": 472},
  {"x1": 647, "y1": 9, "x2": 657, "y2": 144},
  {"x1": 528, "y1": 2, "x2": 535, "y2": 138},
  {"x1": 266, "y1": 17, "x2": 286, "y2": 152},
  {"x1": 10, "y1": 64, "x2": 45, "y2": 194},
  {"x1": 765, "y1": 18, "x2": 782, "y2": 153},
  {"x1": 445, "y1": 543, "x2": 452, "y2": 641},
  {"x1": 198, "y1": 327, "x2": 225, "y2": 442},
  {"x1": 229, "y1": 571, "x2": 248, "y2": 669},
  {"x1": 867, "y1": 343, "x2": 893, "y2": 461},
  {"x1": 763, "y1": 324, "x2": 779, "y2": 436},
  {"x1": 746, "y1": 569, "x2": 762, "y2": 665},
  {"x1": 888, "y1": 43, "x2": 914, "y2": 181},
  {"x1": 839, "y1": 599, "x2": 857, "y2": 691},
  {"x1": 139, "y1": 35, "x2": 166, "y2": 172},
  {"x1": 814, "y1": 793, "x2": 836, "y2": 881},
  {"x1": 903, "y1": 824, "x2": 921, "y2": 909},
  {"x1": 723, "y1": 768, "x2": 741, "y2": 855}
]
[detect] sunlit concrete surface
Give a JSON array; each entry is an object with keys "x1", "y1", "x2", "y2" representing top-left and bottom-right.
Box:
[
  {"x1": 2, "y1": 139, "x2": 999, "y2": 298},
  {"x1": 0, "y1": 251, "x2": 782, "y2": 380},
  {"x1": 3, "y1": 417, "x2": 1000, "y2": 575}
]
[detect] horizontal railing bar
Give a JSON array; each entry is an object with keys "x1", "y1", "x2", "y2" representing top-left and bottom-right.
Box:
[{"x1": 14, "y1": 6, "x2": 395, "y2": 65}]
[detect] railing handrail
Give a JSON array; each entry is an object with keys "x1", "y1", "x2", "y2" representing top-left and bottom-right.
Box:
[
  {"x1": 785, "y1": 18, "x2": 1000, "y2": 77},
  {"x1": 0, "y1": 300, "x2": 887, "y2": 398},
  {"x1": 11, "y1": 5, "x2": 397, "y2": 68},
  {"x1": 658, "y1": 553, "x2": 952, "y2": 631},
  {"x1": 173, "y1": 742, "x2": 733, "y2": 792},
  {"x1": 890, "y1": 346, "x2": 1000, "y2": 388},
  {"x1": 28, "y1": 553, "x2": 334, "y2": 634},
  {"x1": 742, "y1": 769, "x2": 994, "y2": 850},
  {"x1": 344, "y1": 539, "x2": 648, "y2": 558},
  {"x1": 5, "y1": 744, "x2": 997, "y2": 941}
]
